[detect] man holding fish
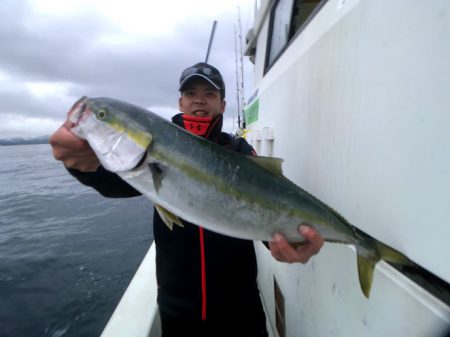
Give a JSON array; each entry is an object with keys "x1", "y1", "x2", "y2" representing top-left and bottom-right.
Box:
[{"x1": 51, "y1": 62, "x2": 324, "y2": 337}]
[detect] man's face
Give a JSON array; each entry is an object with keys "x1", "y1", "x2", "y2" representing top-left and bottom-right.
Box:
[{"x1": 179, "y1": 78, "x2": 225, "y2": 118}]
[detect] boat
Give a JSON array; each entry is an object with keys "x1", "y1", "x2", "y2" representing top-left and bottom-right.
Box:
[{"x1": 101, "y1": 1, "x2": 450, "y2": 336}]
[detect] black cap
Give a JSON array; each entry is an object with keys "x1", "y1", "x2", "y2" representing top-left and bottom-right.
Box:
[{"x1": 179, "y1": 62, "x2": 225, "y2": 98}]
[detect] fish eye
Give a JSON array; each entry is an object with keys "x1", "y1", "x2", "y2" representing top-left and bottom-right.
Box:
[{"x1": 97, "y1": 109, "x2": 108, "y2": 119}]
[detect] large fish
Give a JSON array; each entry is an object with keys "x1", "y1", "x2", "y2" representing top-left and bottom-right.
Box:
[{"x1": 68, "y1": 96, "x2": 412, "y2": 298}]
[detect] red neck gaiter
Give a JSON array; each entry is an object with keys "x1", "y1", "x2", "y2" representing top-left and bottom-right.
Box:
[{"x1": 182, "y1": 115, "x2": 213, "y2": 137}]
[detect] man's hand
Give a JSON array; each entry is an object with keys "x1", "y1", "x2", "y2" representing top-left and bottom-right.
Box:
[
  {"x1": 50, "y1": 121, "x2": 100, "y2": 172},
  {"x1": 269, "y1": 225, "x2": 324, "y2": 264}
]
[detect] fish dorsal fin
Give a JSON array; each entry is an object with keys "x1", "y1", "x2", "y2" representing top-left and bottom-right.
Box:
[
  {"x1": 155, "y1": 204, "x2": 184, "y2": 231},
  {"x1": 249, "y1": 156, "x2": 284, "y2": 176}
]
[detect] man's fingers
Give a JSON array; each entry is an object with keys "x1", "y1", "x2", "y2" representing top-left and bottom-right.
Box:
[
  {"x1": 270, "y1": 234, "x2": 298, "y2": 263},
  {"x1": 294, "y1": 243, "x2": 320, "y2": 263},
  {"x1": 64, "y1": 158, "x2": 100, "y2": 172},
  {"x1": 50, "y1": 125, "x2": 87, "y2": 150},
  {"x1": 299, "y1": 225, "x2": 324, "y2": 255},
  {"x1": 269, "y1": 225, "x2": 324, "y2": 264},
  {"x1": 270, "y1": 233, "x2": 308, "y2": 264},
  {"x1": 50, "y1": 123, "x2": 100, "y2": 172},
  {"x1": 63, "y1": 118, "x2": 75, "y2": 130}
]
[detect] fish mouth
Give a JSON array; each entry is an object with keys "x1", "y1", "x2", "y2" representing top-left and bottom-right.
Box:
[{"x1": 68, "y1": 96, "x2": 88, "y2": 127}]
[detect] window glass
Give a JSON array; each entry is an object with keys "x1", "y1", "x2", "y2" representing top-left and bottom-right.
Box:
[
  {"x1": 292, "y1": 0, "x2": 322, "y2": 34},
  {"x1": 267, "y1": 0, "x2": 294, "y2": 66},
  {"x1": 266, "y1": 0, "x2": 324, "y2": 70}
]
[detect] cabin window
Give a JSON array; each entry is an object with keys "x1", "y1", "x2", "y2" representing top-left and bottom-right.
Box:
[
  {"x1": 266, "y1": 0, "x2": 324, "y2": 71},
  {"x1": 267, "y1": 0, "x2": 295, "y2": 67}
]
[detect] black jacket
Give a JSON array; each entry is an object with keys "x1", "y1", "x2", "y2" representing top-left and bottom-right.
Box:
[{"x1": 69, "y1": 113, "x2": 265, "y2": 325}]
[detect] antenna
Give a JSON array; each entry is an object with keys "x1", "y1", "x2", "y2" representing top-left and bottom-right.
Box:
[
  {"x1": 205, "y1": 21, "x2": 217, "y2": 63},
  {"x1": 237, "y1": 6, "x2": 246, "y2": 128},
  {"x1": 234, "y1": 25, "x2": 242, "y2": 130}
]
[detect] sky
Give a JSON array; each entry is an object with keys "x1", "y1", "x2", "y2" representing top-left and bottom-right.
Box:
[{"x1": 0, "y1": 0, "x2": 257, "y2": 139}]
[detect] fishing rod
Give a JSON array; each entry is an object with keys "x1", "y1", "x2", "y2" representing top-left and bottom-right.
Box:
[
  {"x1": 234, "y1": 25, "x2": 242, "y2": 131},
  {"x1": 205, "y1": 21, "x2": 217, "y2": 63},
  {"x1": 237, "y1": 6, "x2": 246, "y2": 129}
]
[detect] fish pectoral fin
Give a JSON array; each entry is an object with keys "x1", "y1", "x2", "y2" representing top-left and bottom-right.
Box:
[
  {"x1": 356, "y1": 253, "x2": 379, "y2": 299},
  {"x1": 155, "y1": 204, "x2": 183, "y2": 231},
  {"x1": 148, "y1": 162, "x2": 166, "y2": 192},
  {"x1": 249, "y1": 156, "x2": 284, "y2": 176}
]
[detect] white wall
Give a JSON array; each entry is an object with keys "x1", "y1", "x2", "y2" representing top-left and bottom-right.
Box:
[{"x1": 249, "y1": 0, "x2": 450, "y2": 336}]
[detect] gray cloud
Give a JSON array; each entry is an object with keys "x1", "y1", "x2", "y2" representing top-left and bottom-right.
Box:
[{"x1": 0, "y1": 0, "x2": 254, "y2": 137}]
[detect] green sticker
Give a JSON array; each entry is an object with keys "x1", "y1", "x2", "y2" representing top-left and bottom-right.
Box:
[{"x1": 244, "y1": 99, "x2": 259, "y2": 125}]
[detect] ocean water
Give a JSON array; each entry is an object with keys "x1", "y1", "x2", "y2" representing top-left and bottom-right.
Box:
[{"x1": 0, "y1": 144, "x2": 154, "y2": 337}]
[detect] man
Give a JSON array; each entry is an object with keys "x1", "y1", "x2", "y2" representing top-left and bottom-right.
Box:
[{"x1": 50, "y1": 62, "x2": 324, "y2": 337}]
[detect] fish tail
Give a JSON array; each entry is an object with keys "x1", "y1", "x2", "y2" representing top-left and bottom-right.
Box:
[
  {"x1": 356, "y1": 242, "x2": 412, "y2": 298},
  {"x1": 356, "y1": 250, "x2": 379, "y2": 299},
  {"x1": 376, "y1": 241, "x2": 412, "y2": 265}
]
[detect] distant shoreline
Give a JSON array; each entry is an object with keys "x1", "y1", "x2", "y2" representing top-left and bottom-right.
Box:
[{"x1": 0, "y1": 136, "x2": 50, "y2": 146}]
